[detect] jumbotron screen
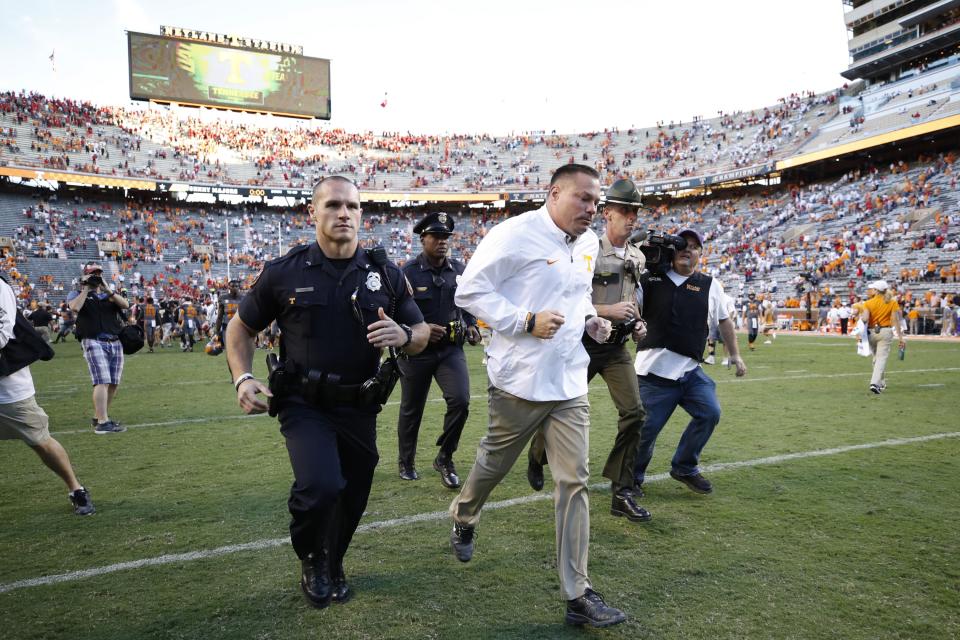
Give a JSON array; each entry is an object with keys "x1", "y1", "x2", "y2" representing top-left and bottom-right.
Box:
[{"x1": 127, "y1": 32, "x2": 331, "y2": 119}]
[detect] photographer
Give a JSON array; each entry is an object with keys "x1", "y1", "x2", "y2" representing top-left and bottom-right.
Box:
[
  {"x1": 633, "y1": 229, "x2": 746, "y2": 496},
  {"x1": 66, "y1": 263, "x2": 130, "y2": 434}
]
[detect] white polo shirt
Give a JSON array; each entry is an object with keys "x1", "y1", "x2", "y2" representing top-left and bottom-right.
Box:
[{"x1": 455, "y1": 206, "x2": 598, "y2": 401}]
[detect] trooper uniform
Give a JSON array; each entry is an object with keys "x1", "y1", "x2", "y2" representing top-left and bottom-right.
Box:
[
  {"x1": 396, "y1": 212, "x2": 477, "y2": 488},
  {"x1": 237, "y1": 241, "x2": 423, "y2": 601},
  {"x1": 527, "y1": 179, "x2": 649, "y2": 518}
]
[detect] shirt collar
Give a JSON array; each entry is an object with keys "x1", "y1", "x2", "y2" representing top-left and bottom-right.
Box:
[{"x1": 538, "y1": 206, "x2": 576, "y2": 246}]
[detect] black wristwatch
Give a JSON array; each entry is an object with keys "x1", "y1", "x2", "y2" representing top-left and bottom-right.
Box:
[{"x1": 399, "y1": 323, "x2": 413, "y2": 347}]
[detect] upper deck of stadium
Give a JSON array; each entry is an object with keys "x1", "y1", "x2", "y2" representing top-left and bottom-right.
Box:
[{"x1": 2, "y1": 53, "x2": 959, "y2": 196}]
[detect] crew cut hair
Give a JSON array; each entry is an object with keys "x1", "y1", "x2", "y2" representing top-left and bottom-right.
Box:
[{"x1": 549, "y1": 163, "x2": 600, "y2": 187}]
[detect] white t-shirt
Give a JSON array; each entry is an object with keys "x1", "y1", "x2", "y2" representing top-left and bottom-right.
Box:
[
  {"x1": 635, "y1": 270, "x2": 728, "y2": 381},
  {"x1": 0, "y1": 280, "x2": 37, "y2": 404}
]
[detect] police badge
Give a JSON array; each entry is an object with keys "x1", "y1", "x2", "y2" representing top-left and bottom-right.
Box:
[{"x1": 366, "y1": 271, "x2": 382, "y2": 292}]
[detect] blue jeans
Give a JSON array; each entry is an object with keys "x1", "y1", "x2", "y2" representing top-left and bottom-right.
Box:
[{"x1": 633, "y1": 366, "x2": 721, "y2": 484}]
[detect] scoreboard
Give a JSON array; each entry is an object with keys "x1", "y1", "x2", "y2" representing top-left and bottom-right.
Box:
[{"x1": 127, "y1": 32, "x2": 330, "y2": 119}]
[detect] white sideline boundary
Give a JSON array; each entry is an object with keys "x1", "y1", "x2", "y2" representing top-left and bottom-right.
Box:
[
  {"x1": 2, "y1": 430, "x2": 958, "y2": 595},
  {"x1": 47, "y1": 366, "x2": 960, "y2": 437}
]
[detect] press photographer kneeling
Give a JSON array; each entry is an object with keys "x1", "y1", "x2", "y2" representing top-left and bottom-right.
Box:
[{"x1": 633, "y1": 229, "x2": 746, "y2": 497}]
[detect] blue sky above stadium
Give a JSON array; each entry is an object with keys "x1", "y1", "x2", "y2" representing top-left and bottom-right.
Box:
[{"x1": 4, "y1": 0, "x2": 851, "y2": 134}]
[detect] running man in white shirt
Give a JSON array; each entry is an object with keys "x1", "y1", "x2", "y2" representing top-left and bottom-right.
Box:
[
  {"x1": 448, "y1": 164, "x2": 627, "y2": 628},
  {"x1": 0, "y1": 276, "x2": 94, "y2": 515}
]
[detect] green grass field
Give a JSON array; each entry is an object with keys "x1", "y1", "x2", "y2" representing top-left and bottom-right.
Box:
[{"x1": 1, "y1": 334, "x2": 959, "y2": 640}]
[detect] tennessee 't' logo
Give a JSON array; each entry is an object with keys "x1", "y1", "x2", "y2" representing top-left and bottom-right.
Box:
[{"x1": 584, "y1": 255, "x2": 593, "y2": 271}]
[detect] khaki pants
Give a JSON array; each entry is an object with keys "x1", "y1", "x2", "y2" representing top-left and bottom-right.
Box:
[
  {"x1": 528, "y1": 342, "x2": 643, "y2": 491},
  {"x1": 450, "y1": 385, "x2": 592, "y2": 601},
  {"x1": 868, "y1": 327, "x2": 894, "y2": 386}
]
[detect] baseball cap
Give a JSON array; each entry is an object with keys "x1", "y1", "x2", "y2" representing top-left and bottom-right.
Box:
[
  {"x1": 83, "y1": 263, "x2": 104, "y2": 274},
  {"x1": 678, "y1": 229, "x2": 704, "y2": 248},
  {"x1": 867, "y1": 279, "x2": 889, "y2": 292}
]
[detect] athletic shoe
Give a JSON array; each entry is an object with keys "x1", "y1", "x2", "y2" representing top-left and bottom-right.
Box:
[
  {"x1": 870, "y1": 384, "x2": 882, "y2": 394},
  {"x1": 704, "y1": 355, "x2": 715, "y2": 365},
  {"x1": 450, "y1": 522, "x2": 475, "y2": 562},
  {"x1": 94, "y1": 420, "x2": 127, "y2": 434},
  {"x1": 721, "y1": 358, "x2": 729, "y2": 366},
  {"x1": 69, "y1": 487, "x2": 95, "y2": 516},
  {"x1": 763, "y1": 339, "x2": 772, "y2": 345}
]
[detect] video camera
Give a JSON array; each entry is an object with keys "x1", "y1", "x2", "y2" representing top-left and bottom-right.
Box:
[
  {"x1": 81, "y1": 274, "x2": 104, "y2": 289},
  {"x1": 628, "y1": 229, "x2": 688, "y2": 275}
]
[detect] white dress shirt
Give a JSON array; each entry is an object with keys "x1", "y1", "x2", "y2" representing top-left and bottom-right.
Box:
[
  {"x1": 634, "y1": 270, "x2": 728, "y2": 381},
  {"x1": 455, "y1": 206, "x2": 598, "y2": 401}
]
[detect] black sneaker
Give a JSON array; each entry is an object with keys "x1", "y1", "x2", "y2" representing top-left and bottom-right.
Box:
[
  {"x1": 450, "y1": 522, "x2": 475, "y2": 562},
  {"x1": 69, "y1": 487, "x2": 95, "y2": 516},
  {"x1": 565, "y1": 588, "x2": 627, "y2": 628},
  {"x1": 870, "y1": 383, "x2": 882, "y2": 394},
  {"x1": 670, "y1": 470, "x2": 713, "y2": 494},
  {"x1": 94, "y1": 420, "x2": 127, "y2": 434}
]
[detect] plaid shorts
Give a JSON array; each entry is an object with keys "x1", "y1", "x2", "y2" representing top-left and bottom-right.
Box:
[{"x1": 82, "y1": 338, "x2": 124, "y2": 386}]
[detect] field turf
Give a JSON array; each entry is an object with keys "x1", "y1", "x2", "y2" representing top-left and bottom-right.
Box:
[{"x1": 1, "y1": 334, "x2": 958, "y2": 639}]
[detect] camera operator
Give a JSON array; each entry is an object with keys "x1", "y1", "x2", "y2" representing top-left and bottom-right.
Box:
[
  {"x1": 525, "y1": 178, "x2": 652, "y2": 523},
  {"x1": 633, "y1": 229, "x2": 746, "y2": 496},
  {"x1": 66, "y1": 263, "x2": 130, "y2": 434}
]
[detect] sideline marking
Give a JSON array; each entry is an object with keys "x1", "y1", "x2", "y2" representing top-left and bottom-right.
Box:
[
  {"x1": 47, "y1": 366, "x2": 960, "y2": 436},
  {"x1": 2, "y1": 431, "x2": 958, "y2": 595}
]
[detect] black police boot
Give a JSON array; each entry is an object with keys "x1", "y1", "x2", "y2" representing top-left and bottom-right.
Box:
[
  {"x1": 399, "y1": 460, "x2": 419, "y2": 481},
  {"x1": 610, "y1": 488, "x2": 652, "y2": 522},
  {"x1": 331, "y1": 562, "x2": 351, "y2": 604},
  {"x1": 433, "y1": 452, "x2": 461, "y2": 489},
  {"x1": 527, "y1": 459, "x2": 544, "y2": 491},
  {"x1": 300, "y1": 550, "x2": 333, "y2": 608},
  {"x1": 565, "y1": 588, "x2": 627, "y2": 628}
]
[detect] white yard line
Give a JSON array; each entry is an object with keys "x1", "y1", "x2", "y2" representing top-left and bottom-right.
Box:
[{"x1": 2, "y1": 431, "x2": 958, "y2": 595}]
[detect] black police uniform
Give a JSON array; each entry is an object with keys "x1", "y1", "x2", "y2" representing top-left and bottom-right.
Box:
[
  {"x1": 396, "y1": 237, "x2": 476, "y2": 483},
  {"x1": 237, "y1": 241, "x2": 423, "y2": 579}
]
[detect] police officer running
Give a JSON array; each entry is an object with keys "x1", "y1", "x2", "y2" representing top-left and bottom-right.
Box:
[
  {"x1": 226, "y1": 176, "x2": 429, "y2": 609},
  {"x1": 525, "y1": 178, "x2": 651, "y2": 522},
  {"x1": 396, "y1": 212, "x2": 481, "y2": 488}
]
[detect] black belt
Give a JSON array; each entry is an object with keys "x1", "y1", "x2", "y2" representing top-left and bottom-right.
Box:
[{"x1": 273, "y1": 372, "x2": 366, "y2": 407}]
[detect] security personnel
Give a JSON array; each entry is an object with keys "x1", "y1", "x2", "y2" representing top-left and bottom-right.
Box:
[
  {"x1": 226, "y1": 176, "x2": 429, "y2": 609},
  {"x1": 396, "y1": 212, "x2": 481, "y2": 488},
  {"x1": 215, "y1": 280, "x2": 243, "y2": 346},
  {"x1": 525, "y1": 178, "x2": 652, "y2": 522}
]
